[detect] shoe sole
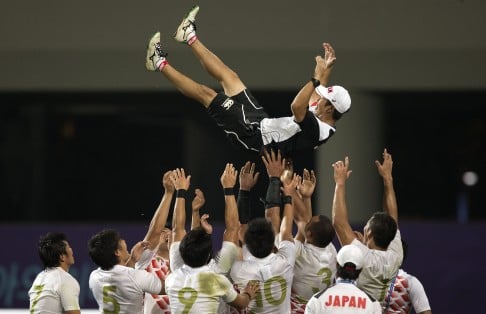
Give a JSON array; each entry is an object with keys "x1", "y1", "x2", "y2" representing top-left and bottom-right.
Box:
[
  {"x1": 173, "y1": 5, "x2": 200, "y2": 43},
  {"x1": 146, "y1": 32, "x2": 161, "y2": 71}
]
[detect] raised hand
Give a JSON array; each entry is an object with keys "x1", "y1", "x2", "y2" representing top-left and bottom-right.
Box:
[
  {"x1": 281, "y1": 173, "x2": 299, "y2": 197},
  {"x1": 332, "y1": 157, "x2": 352, "y2": 185},
  {"x1": 375, "y1": 148, "x2": 393, "y2": 180},
  {"x1": 314, "y1": 42, "x2": 336, "y2": 84},
  {"x1": 220, "y1": 163, "x2": 238, "y2": 189},
  {"x1": 162, "y1": 170, "x2": 175, "y2": 194},
  {"x1": 261, "y1": 148, "x2": 286, "y2": 178},
  {"x1": 239, "y1": 161, "x2": 260, "y2": 191},
  {"x1": 323, "y1": 42, "x2": 336, "y2": 68},
  {"x1": 200, "y1": 213, "x2": 213, "y2": 235},
  {"x1": 192, "y1": 188, "x2": 205, "y2": 212},
  {"x1": 170, "y1": 168, "x2": 191, "y2": 190},
  {"x1": 298, "y1": 168, "x2": 316, "y2": 198}
]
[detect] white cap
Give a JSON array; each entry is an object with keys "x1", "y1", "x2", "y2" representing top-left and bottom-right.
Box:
[
  {"x1": 315, "y1": 85, "x2": 351, "y2": 114},
  {"x1": 337, "y1": 245, "x2": 364, "y2": 270}
]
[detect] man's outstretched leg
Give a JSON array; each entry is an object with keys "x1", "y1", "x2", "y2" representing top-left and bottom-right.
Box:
[
  {"x1": 173, "y1": 5, "x2": 246, "y2": 97},
  {"x1": 146, "y1": 32, "x2": 216, "y2": 108}
]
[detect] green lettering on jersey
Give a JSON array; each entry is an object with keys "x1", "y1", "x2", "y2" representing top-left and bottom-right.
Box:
[
  {"x1": 178, "y1": 287, "x2": 198, "y2": 314},
  {"x1": 102, "y1": 285, "x2": 120, "y2": 314},
  {"x1": 311, "y1": 267, "x2": 332, "y2": 294},
  {"x1": 254, "y1": 276, "x2": 287, "y2": 307},
  {"x1": 29, "y1": 284, "x2": 45, "y2": 314},
  {"x1": 378, "y1": 277, "x2": 392, "y2": 302}
]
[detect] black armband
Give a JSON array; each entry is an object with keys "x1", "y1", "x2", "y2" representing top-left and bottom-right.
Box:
[
  {"x1": 237, "y1": 190, "x2": 251, "y2": 224},
  {"x1": 282, "y1": 195, "x2": 292, "y2": 205},
  {"x1": 223, "y1": 188, "x2": 234, "y2": 196},
  {"x1": 265, "y1": 177, "x2": 282, "y2": 209},
  {"x1": 176, "y1": 189, "x2": 187, "y2": 198},
  {"x1": 311, "y1": 78, "x2": 321, "y2": 88}
]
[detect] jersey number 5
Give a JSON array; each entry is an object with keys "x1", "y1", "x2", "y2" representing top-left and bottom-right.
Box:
[{"x1": 102, "y1": 285, "x2": 120, "y2": 314}]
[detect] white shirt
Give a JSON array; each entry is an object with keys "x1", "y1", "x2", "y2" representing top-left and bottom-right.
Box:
[
  {"x1": 352, "y1": 230, "x2": 403, "y2": 306},
  {"x1": 260, "y1": 116, "x2": 335, "y2": 145},
  {"x1": 28, "y1": 267, "x2": 80, "y2": 313},
  {"x1": 386, "y1": 269, "x2": 431, "y2": 314},
  {"x1": 305, "y1": 279, "x2": 382, "y2": 314},
  {"x1": 291, "y1": 240, "x2": 337, "y2": 312},
  {"x1": 168, "y1": 241, "x2": 239, "y2": 314},
  {"x1": 230, "y1": 240, "x2": 296, "y2": 314},
  {"x1": 89, "y1": 264, "x2": 162, "y2": 314}
]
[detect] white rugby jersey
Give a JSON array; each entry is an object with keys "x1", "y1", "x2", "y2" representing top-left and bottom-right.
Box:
[
  {"x1": 230, "y1": 240, "x2": 296, "y2": 314},
  {"x1": 169, "y1": 241, "x2": 239, "y2": 314},
  {"x1": 28, "y1": 267, "x2": 80, "y2": 313},
  {"x1": 386, "y1": 269, "x2": 431, "y2": 314},
  {"x1": 305, "y1": 279, "x2": 382, "y2": 314},
  {"x1": 89, "y1": 264, "x2": 162, "y2": 314},
  {"x1": 291, "y1": 240, "x2": 338, "y2": 313},
  {"x1": 352, "y1": 230, "x2": 403, "y2": 306},
  {"x1": 165, "y1": 263, "x2": 238, "y2": 313}
]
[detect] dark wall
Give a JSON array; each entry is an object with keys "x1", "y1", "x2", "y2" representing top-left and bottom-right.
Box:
[
  {"x1": 0, "y1": 91, "x2": 484, "y2": 222},
  {"x1": 0, "y1": 91, "x2": 314, "y2": 223},
  {"x1": 382, "y1": 91, "x2": 485, "y2": 220}
]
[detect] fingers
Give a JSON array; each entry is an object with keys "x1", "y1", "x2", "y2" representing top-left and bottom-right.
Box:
[
  {"x1": 302, "y1": 168, "x2": 309, "y2": 180},
  {"x1": 261, "y1": 154, "x2": 269, "y2": 168},
  {"x1": 201, "y1": 213, "x2": 210, "y2": 220},
  {"x1": 310, "y1": 170, "x2": 316, "y2": 182},
  {"x1": 253, "y1": 172, "x2": 260, "y2": 182},
  {"x1": 250, "y1": 162, "x2": 255, "y2": 174}
]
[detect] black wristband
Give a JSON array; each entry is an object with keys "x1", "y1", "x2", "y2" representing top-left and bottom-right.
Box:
[
  {"x1": 224, "y1": 188, "x2": 234, "y2": 195},
  {"x1": 237, "y1": 190, "x2": 251, "y2": 224},
  {"x1": 238, "y1": 190, "x2": 250, "y2": 197},
  {"x1": 311, "y1": 77, "x2": 320, "y2": 88},
  {"x1": 265, "y1": 177, "x2": 282, "y2": 209},
  {"x1": 282, "y1": 195, "x2": 292, "y2": 205},
  {"x1": 176, "y1": 189, "x2": 187, "y2": 198}
]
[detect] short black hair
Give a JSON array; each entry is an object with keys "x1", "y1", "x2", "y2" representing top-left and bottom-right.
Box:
[
  {"x1": 332, "y1": 109, "x2": 344, "y2": 121},
  {"x1": 244, "y1": 218, "x2": 275, "y2": 258},
  {"x1": 336, "y1": 262, "x2": 361, "y2": 280},
  {"x1": 368, "y1": 212, "x2": 397, "y2": 249},
  {"x1": 38, "y1": 232, "x2": 68, "y2": 268},
  {"x1": 306, "y1": 215, "x2": 335, "y2": 248},
  {"x1": 88, "y1": 229, "x2": 121, "y2": 270},
  {"x1": 179, "y1": 227, "x2": 213, "y2": 267}
]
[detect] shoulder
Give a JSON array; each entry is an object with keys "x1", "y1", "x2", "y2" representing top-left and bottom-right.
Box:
[{"x1": 313, "y1": 283, "x2": 336, "y2": 299}]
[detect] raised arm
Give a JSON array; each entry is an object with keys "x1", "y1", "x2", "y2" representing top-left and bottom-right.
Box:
[
  {"x1": 280, "y1": 174, "x2": 298, "y2": 243},
  {"x1": 220, "y1": 163, "x2": 240, "y2": 244},
  {"x1": 294, "y1": 168, "x2": 316, "y2": 242},
  {"x1": 261, "y1": 149, "x2": 286, "y2": 235},
  {"x1": 331, "y1": 157, "x2": 356, "y2": 245},
  {"x1": 170, "y1": 168, "x2": 191, "y2": 243},
  {"x1": 297, "y1": 168, "x2": 316, "y2": 220},
  {"x1": 291, "y1": 42, "x2": 336, "y2": 122},
  {"x1": 375, "y1": 148, "x2": 398, "y2": 224},
  {"x1": 237, "y1": 161, "x2": 259, "y2": 244},
  {"x1": 190, "y1": 188, "x2": 205, "y2": 230},
  {"x1": 144, "y1": 171, "x2": 175, "y2": 250}
]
